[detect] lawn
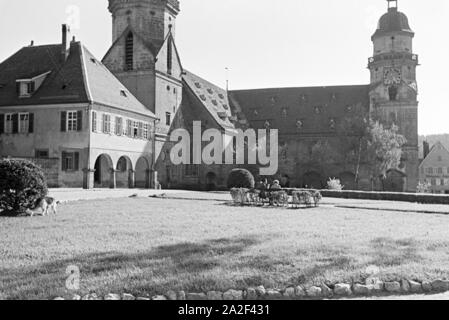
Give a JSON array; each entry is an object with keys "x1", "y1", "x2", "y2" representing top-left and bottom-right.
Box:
[{"x1": 1, "y1": 196, "x2": 449, "y2": 300}]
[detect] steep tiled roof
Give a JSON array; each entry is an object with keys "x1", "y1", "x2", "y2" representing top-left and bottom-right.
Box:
[
  {"x1": 81, "y1": 45, "x2": 155, "y2": 117},
  {"x1": 182, "y1": 70, "x2": 235, "y2": 129},
  {"x1": 0, "y1": 44, "x2": 87, "y2": 106},
  {"x1": 0, "y1": 42, "x2": 155, "y2": 118},
  {"x1": 229, "y1": 85, "x2": 370, "y2": 135}
]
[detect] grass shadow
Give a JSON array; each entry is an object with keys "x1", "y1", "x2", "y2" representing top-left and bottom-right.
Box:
[{"x1": 0, "y1": 236, "x2": 260, "y2": 300}]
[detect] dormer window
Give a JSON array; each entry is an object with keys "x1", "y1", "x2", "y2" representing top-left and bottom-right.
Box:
[{"x1": 16, "y1": 71, "x2": 51, "y2": 98}]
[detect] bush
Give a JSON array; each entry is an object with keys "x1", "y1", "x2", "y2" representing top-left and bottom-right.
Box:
[
  {"x1": 327, "y1": 178, "x2": 344, "y2": 191},
  {"x1": 227, "y1": 169, "x2": 255, "y2": 189},
  {"x1": 0, "y1": 159, "x2": 48, "y2": 216}
]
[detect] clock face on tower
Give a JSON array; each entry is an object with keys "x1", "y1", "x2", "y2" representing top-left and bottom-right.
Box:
[{"x1": 384, "y1": 67, "x2": 402, "y2": 86}]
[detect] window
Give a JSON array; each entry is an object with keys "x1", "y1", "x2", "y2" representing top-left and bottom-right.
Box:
[
  {"x1": 143, "y1": 123, "x2": 149, "y2": 140},
  {"x1": 19, "y1": 113, "x2": 29, "y2": 133},
  {"x1": 102, "y1": 114, "x2": 111, "y2": 133},
  {"x1": 26, "y1": 82, "x2": 35, "y2": 94},
  {"x1": 5, "y1": 113, "x2": 13, "y2": 133},
  {"x1": 388, "y1": 86, "x2": 398, "y2": 101},
  {"x1": 431, "y1": 178, "x2": 436, "y2": 186},
  {"x1": 67, "y1": 111, "x2": 78, "y2": 132},
  {"x1": 61, "y1": 111, "x2": 82, "y2": 132},
  {"x1": 92, "y1": 111, "x2": 97, "y2": 132},
  {"x1": 61, "y1": 151, "x2": 79, "y2": 172},
  {"x1": 441, "y1": 179, "x2": 445, "y2": 186},
  {"x1": 438, "y1": 167, "x2": 443, "y2": 174},
  {"x1": 427, "y1": 167, "x2": 433, "y2": 175},
  {"x1": 125, "y1": 32, "x2": 134, "y2": 71},
  {"x1": 35, "y1": 149, "x2": 49, "y2": 159},
  {"x1": 133, "y1": 121, "x2": 139, "y2": 138},
  {"x1": 166, "y1": 112, "x2": 171, "y2": 126},
  {"x1": 115, "y1": 117, "x2": 123, "y2": 135}
]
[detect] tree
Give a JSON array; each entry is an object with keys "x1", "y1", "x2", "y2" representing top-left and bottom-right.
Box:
[
  {"x1": 338, "y1": 104, "x2": 407, "y2": 191},
  {"x1": 365, "y1": 121, "x2": 407, "y2": 190}
]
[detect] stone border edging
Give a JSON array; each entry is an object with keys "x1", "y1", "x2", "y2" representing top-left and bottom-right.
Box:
[{"x1": 53, "y1": 279, "x2": 449, "y2": 300}]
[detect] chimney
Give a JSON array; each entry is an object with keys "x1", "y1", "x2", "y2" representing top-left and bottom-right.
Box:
[
  {"x1": 423, "y1": 141, "x2": 430, "y2": 159},
  {"x1": 61, "y1": 24, "x2": 70, "y2": 62}
]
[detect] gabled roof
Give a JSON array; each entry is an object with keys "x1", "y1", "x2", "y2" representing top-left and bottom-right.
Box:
[
  {"x1": 81, "y1": 45, "x2": 155, "y2": 117},
  {"x1": 102, "y1": 25, "x2": 164, "y2": 61},
  {"x1": 182, "y1": 70, "x2": 235, "y2": 129},
  {"x1": 420, "y1": 141, "x2": 449, "y2": 168},
  {"x1": 0, "y1": 44, "x2": 87, "y2": 106},
  {"x1": 0, "y1": 42, "x2": 155, "y2": 118},
  {"x1": 229, "y1": 85, "x2": 370, "y2": 135}
]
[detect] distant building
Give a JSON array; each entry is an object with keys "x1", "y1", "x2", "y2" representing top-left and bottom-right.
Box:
[{"x1": 419, "y1": 142, "x2": 449, "y2": 194}]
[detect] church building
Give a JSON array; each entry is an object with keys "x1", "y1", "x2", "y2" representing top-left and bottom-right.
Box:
[{"x1": 0, "y1": 0, "x2": 419, "y2": 192}]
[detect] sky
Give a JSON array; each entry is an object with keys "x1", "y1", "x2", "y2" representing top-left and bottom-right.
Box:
[{"x1": 0, "y1": 0, "x2": 447, "y2": 135}]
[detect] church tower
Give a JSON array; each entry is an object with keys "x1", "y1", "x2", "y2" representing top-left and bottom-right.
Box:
[
  {"x1": 103, "y1": 0, "x2": 183, "y2": 132},
  {"x1": 108, "y1": 0, "x2": 180, "y2": 43},
  {"x1": 368, "y1": 0, "x2": 419, "y2": 192}
]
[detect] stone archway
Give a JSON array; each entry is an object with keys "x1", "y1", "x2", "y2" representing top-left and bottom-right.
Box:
[
  {"x1": 116, "y1": 156, "x2": 134, "y2": 188},
  {"x1": 302, "y1": 171, "x2": 324, "y2": 189},
  {"x1": 338, "y1": 172, "x2": 356, "y2": 191},
  {"x1": 383, "y1": 169, "x2": 406, "y2": 192},
  {"x1": 94, "y1": 154, "x2": 114, "y2": 188},
  {"x1": 135, "y1": 157, "x2": 150, "y2": 188}
]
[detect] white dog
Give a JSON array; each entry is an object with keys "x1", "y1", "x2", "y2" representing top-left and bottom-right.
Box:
[{"x1": 30, "y1": 197, "x2": 59, "y2": 217}]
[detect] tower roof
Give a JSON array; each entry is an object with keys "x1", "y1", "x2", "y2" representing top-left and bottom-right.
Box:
[{"x1": 372, "y1": 5, "x2": 414, "y2": 39}]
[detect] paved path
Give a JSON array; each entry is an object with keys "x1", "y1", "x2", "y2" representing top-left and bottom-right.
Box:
[{"x1": 49, "y1": 189, "x2": 449, "y2": 215}]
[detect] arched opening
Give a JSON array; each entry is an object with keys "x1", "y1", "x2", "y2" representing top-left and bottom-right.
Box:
[
  {"x1": 125, "y1": 32, "x2": 134, "y2": 71},
  {"x1": 94, "y1": 154, "x2": 113, "y2": 188},
  {"x1": 338, "y1": 172, "x2": 356, "y2": 190},
  {"x1": 116, "y1": 156, "x2": 133, "y2": 188},
  {"x1": 383, "y1": 169, "x2": 406, "y2": 192},
  {"x1": 388, "y1": 86, "x2": 398, "y2": 101},
  {"x1": 205, "y1": 172, "x2": 217, "y2": 191},
  {"x1": 135, "y1": 157, "x2": 150, "y2": 188},
  {"x1": 302, "y1": 171, "x2": 324, "y2": 189}
]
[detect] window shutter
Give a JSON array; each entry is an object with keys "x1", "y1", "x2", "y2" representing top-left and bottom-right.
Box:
[
  {"x1": 0, "y1": 114, "x2": 4, "y2": 134},
  {"x1": 102, "y1": 114, "x2": 106, "y2": 133},
  {"x1": 92, "y1": 112, "x2": 97, "y2": 132},
  {"x1": 28, "y1": 113, "x2": 34, "y2": 133},
  {"x1": 127, "y1": 120, "x2": 132, "y2": 136},
  {"x1": 30, "y1": 81, "x2": 35, "y2": 93},
  {"x1": 77, "y1": 110, "x2": 83, "y2": 131},
  {"x1": 16, "y1": 82, "x2": 20, "y2": 95},
  {"x1": 74, "y1": 152, "x2": 80, "y2": 171},
  {"x1": 61, "y1": 111, "x2": 67, "y2": 132},
  {"x1": 61, "y1": 152, "x2": 67, "y2": 171},
  {"x1": 12, "y1": 113, "x2": 18, "y2": 133},
  {"x1": 138, "y1": 122, "x2": 143, "y2": 138}
]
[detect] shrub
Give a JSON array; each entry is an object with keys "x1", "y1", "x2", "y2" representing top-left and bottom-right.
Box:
[
  {"x1": 327, "y1": 178, "x2": 344, "y2": 191},
  {"x1": 227, "y1": 169, "x2": 255, "y2": 189},
  {"x1": 0, "y1": 159, "x2": 48, "y2": 216}
]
